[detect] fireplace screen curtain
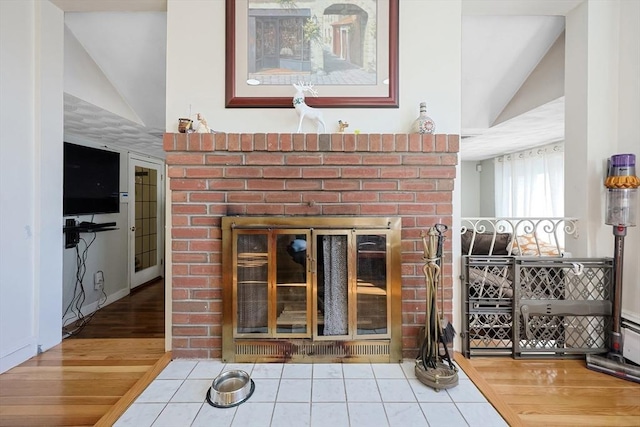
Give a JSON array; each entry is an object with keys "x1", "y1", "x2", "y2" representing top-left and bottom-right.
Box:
[{"x1": 321, "y1": 235, "x2": 349, "y2": 335}]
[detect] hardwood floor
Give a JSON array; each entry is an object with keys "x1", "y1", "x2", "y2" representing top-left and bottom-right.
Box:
[
  {"x1": 456, "y1": 354, "x2": 640, "y2": 427},
  {"x1": 0, "y1": 280, "x2": 168, "y2": 427},
  {"x1": 3, "y1": 280, "x2": 639, "y2": 426},
  {"x1": 67, "y1": 278, "x2": 165, "y2": 339}
]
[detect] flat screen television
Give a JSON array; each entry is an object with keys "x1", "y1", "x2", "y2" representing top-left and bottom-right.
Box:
[{"x1": 63, "y1": 142, "x2": 120, "y2": 216}]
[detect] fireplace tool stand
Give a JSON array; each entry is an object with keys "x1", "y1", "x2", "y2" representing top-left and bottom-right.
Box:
[
  {"x1": 586, "y1": 153, "x2": 640, "y2": 383},
  {"x1": 415, "y1": 226, "x2": 458, "y2": 391}
]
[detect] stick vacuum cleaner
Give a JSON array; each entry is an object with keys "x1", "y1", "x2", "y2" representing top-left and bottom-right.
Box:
[{"x1": 586, "y1": 153, "x2": 640, "y2": 383}]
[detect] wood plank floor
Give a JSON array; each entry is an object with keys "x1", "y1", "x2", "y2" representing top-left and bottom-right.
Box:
[
  {"x1": 3, "y1": 280, "x2": 640, "y2": 426},
  {"x1": 0, "y1": 279, "x2": 167, "y2": 427},
  {"x1": 456, "y1": 354, "x2": 640, "y2": 427}
]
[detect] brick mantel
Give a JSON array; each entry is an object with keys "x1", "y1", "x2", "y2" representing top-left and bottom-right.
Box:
[{"x1": 164, "y1": 132, "x2": 459, "y2": 359}]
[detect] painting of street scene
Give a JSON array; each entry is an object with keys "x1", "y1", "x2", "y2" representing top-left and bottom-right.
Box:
[{"x1": 247, "y1": 0, "x2": 378, "y2": 85}]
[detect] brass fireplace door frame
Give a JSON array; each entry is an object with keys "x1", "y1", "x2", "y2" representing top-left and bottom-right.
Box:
[{"x1": 221, "y1": 216, "x2": 402, "y2": 363}]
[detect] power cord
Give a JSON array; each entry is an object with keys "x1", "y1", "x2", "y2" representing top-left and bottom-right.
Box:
[{"x1": 62, "y1": 232, "x2": 108, "y2": 337}]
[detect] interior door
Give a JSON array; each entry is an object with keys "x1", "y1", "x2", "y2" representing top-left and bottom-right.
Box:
[{"x1": 129, "y1": 155, "x2": 164, "y2": 289}]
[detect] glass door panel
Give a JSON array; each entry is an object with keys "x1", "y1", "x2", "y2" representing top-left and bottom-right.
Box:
[
  {"x1": 314, "y1": 233, "x2": 350, "y2": 339},
  {"x1": 235, "y1": 233, "x2": 269, "y2": 335},
  {"x1": 275, "y1": 232, "x2": 310, "y2": 336},
  {"x1": 355, "y1": 234, "x2": 389, "y2": 337}
]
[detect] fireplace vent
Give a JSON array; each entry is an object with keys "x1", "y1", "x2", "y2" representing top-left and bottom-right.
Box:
[{"x1": 234, "y1": 340, "x2": 391, "y2": 363}]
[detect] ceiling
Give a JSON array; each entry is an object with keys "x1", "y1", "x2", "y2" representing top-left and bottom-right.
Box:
[{"x1": 53, "y1": 0, "x2": 579, "y2": 162}]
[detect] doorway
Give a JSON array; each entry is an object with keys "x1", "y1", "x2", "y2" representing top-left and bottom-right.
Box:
[{"x1": 129, "y1": 155, "x2": 165, "y2": 289}]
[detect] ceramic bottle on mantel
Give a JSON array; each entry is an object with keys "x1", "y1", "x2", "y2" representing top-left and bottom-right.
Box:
[{"x1": 411, "y1": 102, "x2": 436, "y2": 134}]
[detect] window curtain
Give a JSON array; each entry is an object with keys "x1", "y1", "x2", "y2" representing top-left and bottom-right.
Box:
[{"x1": 494, "y1": 144, "x2": 564, "y2": 217}]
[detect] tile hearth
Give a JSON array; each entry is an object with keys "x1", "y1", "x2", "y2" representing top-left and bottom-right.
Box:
[{"x1": 114, "y1": 360, "x2": 506, "y2": 427}]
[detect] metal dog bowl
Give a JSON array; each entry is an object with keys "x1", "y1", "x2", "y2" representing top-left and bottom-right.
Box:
[{"x1": 205, "y1": 369, "x2": 255, "y2": 408}]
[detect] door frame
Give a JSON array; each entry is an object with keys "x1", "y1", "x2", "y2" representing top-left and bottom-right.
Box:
[{"x1": 128, "y1": 154, "x2": 165, "y2": 290}]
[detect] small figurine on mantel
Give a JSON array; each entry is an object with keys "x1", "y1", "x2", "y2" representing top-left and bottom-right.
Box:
[
  {"x1": 338, "y1": 120, "x2": 349, "y2": 133},
  {"x1": 195, "y1": 113, "x2": 211, "y2": 133},
  {"x1": 292, "y1": 82, "x2": 326, "y2": 133}
]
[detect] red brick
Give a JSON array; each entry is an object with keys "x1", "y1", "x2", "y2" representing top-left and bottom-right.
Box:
[
  {"x1": 201, "y1": 133, "x2": 214, "y2": 151},
  {"x1": 189, "y1": 240, "x2": 217, "y2": 251},
  {"x1": 172, "y1": 191, "x2": 188, "y2": 202},
  {"x1": 246, "y1": 204, "x2": 285, "y2": 215},
  {"x1": 241, "y1": 133, "x2": 253, "y2": 151},
  {"x1": 369, "y1": 134, "x2": 382, "y2": 151},
  {"x1": 262, "y1": 167, "x2": 301, "y2": 178},
  {"x1": 360, "y1": 204, "x2": 398, "y2": 215},
  {"x1": 192, "y1": 289, "x2": 222, "y2": 300},
  {"x1": 342, "y1": 167, "x2": 379, "y2": 178},
  {"x1": 285, "y1": 205, "x2": 323, "y2": 215},
  {"x1": 323, "y1": 180, "x2": 360, "y2": 191},
  {"x1": 302, "y1": 168, "x2": 340, "y2": 179},
  {"x1": 408, "y1": 134, "x2": 422, "y2": 152},
  {"x1": 341, "y1": 192, "x2": 378, "y2": 203},
  {"x1": 175, "y1": 133, "x2": 187, "y2": 150},
  {"x1": 382, "y1": 134, "x2": 395, "y2": 151},
  {"x1": 166, "y1": 153, "x2": 205, "y2": 165},
  {"x1": 324, "y1": 154, "x2": 362, "y2": 165},
  {"x1": 322, "y1": 204, "x2": 359, "y2": 215},
  {"x1": 172, "y1": 215, "x2": 189, "y2": 226},
  {"x1": 293, "y1": 134, "x2": 305, "y2": 151},
  {"x1": 394, "y1": 134, "x2": 408, "y2": 152},
  {"x1": 362, "y1": 181, "x2": 397, "y2": 191},
  {"x1": 171, "y1": 179, "x2": 207, "y2": 191},
  {"x1": 188, "y1": 134, "x2": 201, "y2": 151},
  {"x1": 192, "y1": 216, "x2": 219, "y2": 226},
  {"x1": 225, "y1": 167, "x2": 263, "y2": 178},
  {"x1": 280, "y1": 133, "x2": 293, "y2": 151},
  {"x1": 190, "y1": 192, "x2": 225, "y2": 202},
  {"x1": 421, "y1": 134, "x2": 435, "y2": 152},
  {"x1": 302, "y1": 192, "x2": 340, "y2": 203},
  {"x1": 331, "y1": 133, "x2": 344, "y2": 151},
  {"x1": 380, "y1": 167, "x2": 419, "y2": 179},
  {"x1": 254, "y1": 133, "x2": 267, "y2": 150},
  {"x1": 209, "y1": 179, "x2": 246, "y2": 190},
  {"x1": 305, "y1": 134, "x2": 319, "y2": 151},
  {"x1": 227, "y1": 192, "x2": 265, "y2": 203},
  {"x1": 172, "y1": 228, "x2": 208, "y2": 239},
  {"x1": 265, "y1": 192, "x2": 303, "y2": 203},
  {"x1": 356, "y1": 134, "x2": 369, "y2": 151},
  {"x1": 380, "y1": 192, "x2": 415, "y2": 202},
  {"x1": 419, "y1": 166, "x2": 456, "y2": 179},
  {"x1": 403, "y1": 154, "x2": 441, "y2": 165},
  {"x1": 173, "y1": 326, "x2": 208, "y2": 336},
  {"x1": 246, "y1": 153, "x2": 285, "y2": 165},
  {"x1": 228, "y1": 133, "x2": 241, "y2": 151},
  {"x1": 344, "y1": 134, "x2": 356, "y2": 152},
  {"x1": 206, "y1": 154, "x2": 243, "y2": 165},
  {"x1": 247, "y1": 179, "x2": 285, "y2": 190},
  {"x1": 435, "y1": 134, "x2": 447, "y2": 152},
  {"x1": 173, "y1": 204, "x2": 207, "y2": 214},
  {"x1": 286, "y1": 180, "x2": 323, "y2": 190},
  {"x1": 173, "y1": 301, "x2": 210, "y2": 312},
  {"x1": 286, "y1": 154, "x2": 323, "y2": 165},
  {"x1": 447, "y1": 134, "x2": 460, "y2": 152},
  {"x1": 215, "y1": 133, "x2": 228, "y2": 150},
  {"x1": 266, "y1": 133, "x2": 279, "y2": 150},
  {"x1": 168, "y1": 166, "x2": 185, "y2": 178},
  {"x1": 190, "y1": 264, "x2": 220, "y2": 275},
  {"x1": 163, "y1": 133, "x2": 175, "y2": 151},
  {"x1": 362, "y1": 154, "x2": 402, "y2": 165}
]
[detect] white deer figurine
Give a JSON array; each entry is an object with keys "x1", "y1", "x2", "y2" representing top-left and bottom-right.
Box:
[{"x1": 292, "y1": 82, "x2": 326, "y2": 133}]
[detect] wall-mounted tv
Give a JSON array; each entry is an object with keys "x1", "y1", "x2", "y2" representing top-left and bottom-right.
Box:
[{"x1": 63, "y1": 142, "x2": 120, "y2": 216}]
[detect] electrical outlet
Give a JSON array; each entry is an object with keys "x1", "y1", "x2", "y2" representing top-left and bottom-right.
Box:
[{"x1": 94, "y1": 271, "x2": 104, "y2": 290}]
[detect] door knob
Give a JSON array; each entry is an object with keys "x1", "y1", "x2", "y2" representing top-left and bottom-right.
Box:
[{"x1": 131, "y1": 226, "x2": 136, "y2": 232}]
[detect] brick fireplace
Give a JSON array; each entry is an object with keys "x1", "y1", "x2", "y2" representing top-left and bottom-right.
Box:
[{"x1": 164, "y1": 132, "x2": 458, "y2": 360}]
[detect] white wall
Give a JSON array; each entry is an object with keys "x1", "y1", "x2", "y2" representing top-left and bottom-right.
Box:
[
  {"x1": 616, "y1": 0, "x2": 640, "y2": 324},
  {"x1": 61, "y1": 140, "x2": 131, "y2": 328},
  {"x1": 165, "y1": 0, "x2": 461, "y2": 135},
  {"x1": 461, "y1": 161, "x2": 481, "y2": 217},
  {"x1": 565, "y1": 0, "x2": 640, "y2": 324},
  {"x1": 0, "y1": 0, "x2": 63, "y2": 372}
]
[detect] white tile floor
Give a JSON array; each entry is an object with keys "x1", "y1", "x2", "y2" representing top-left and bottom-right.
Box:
[{"x1": 114, "y1": 360, "x2": 508, "y2": 427}]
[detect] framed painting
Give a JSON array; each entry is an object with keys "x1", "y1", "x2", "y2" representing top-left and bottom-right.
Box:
[{"x1": 225, "y1": 0, "x2": 399, "y2": 108}]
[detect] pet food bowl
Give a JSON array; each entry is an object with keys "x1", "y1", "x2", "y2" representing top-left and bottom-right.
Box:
[{"x1": 205, "y1": 369, "x2": 255, "y2": 408}]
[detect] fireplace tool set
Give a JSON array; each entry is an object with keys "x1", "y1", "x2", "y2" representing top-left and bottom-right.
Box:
[
  {"x1": 415, "y1": 225, "x2": 459, "y2": 391},
  {"x1": 586, "y1": 153, "x2": 640, "y2": 383}
]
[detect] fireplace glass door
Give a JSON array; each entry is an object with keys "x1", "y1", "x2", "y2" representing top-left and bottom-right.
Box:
[{"x1": 232, "y1": 227, "x2": 391, "y2": 340}]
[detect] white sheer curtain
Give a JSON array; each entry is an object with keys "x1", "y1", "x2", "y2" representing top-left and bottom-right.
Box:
[{"x1": 494, "y1": 143, "x2": 564, "y2": 217}]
